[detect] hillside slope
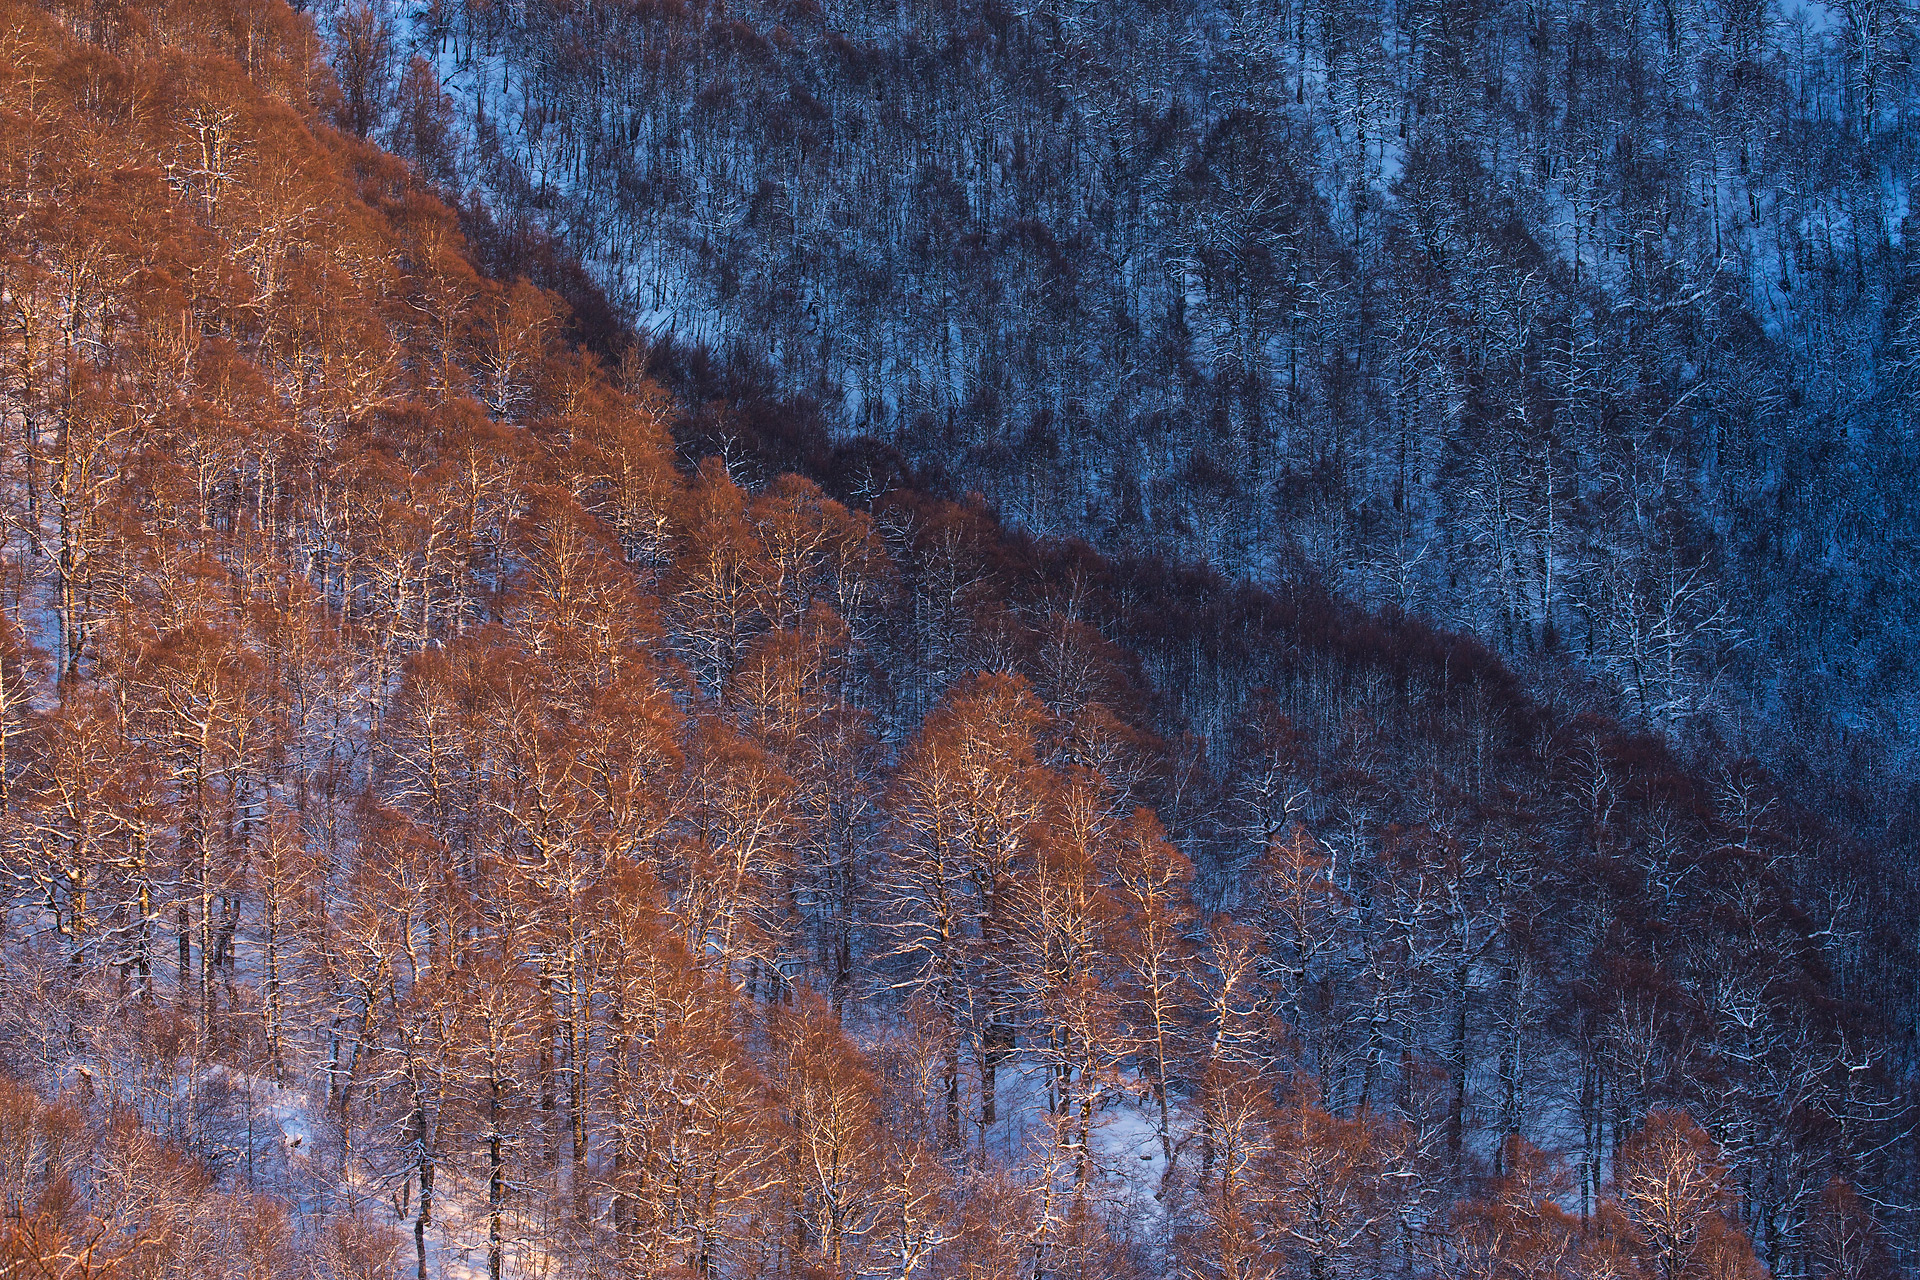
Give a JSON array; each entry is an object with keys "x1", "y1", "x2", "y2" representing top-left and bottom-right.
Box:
[
  {"x1": 0, "y1": 2, "x2": 1913, "y2": 1278},
  {"x1": 357, "y1": 0, "x2": 1920, "y2": 824}
]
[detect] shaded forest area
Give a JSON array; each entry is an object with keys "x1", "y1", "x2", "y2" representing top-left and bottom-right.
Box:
[
  {"x1": 366, "y1": 0, "x2": 1920, "y2": 836},
  {"x1": 1, "y1": 2, "x2": 1916, "y2": 1279}
]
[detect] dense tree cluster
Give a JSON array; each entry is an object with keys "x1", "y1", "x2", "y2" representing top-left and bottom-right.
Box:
[
  {"x1": 0, "y1": 2, "x2": 1913, "y2": 1279},
  {"x1": 363, "y1": 0, "x2": 1920, "y2": 824}
]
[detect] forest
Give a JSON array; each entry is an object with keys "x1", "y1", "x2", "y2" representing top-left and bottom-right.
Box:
[
  {"x1": 0, "y1": 0, "x2": 1916, "y2": 1278},
  {"x1": 363, "y1": 0, "x2": 1920, "y2": 832}
]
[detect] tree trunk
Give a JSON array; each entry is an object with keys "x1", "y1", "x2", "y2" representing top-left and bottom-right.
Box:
[{"x1": 489, "y1": 1069, "x2": 505, "y2": 1280}]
